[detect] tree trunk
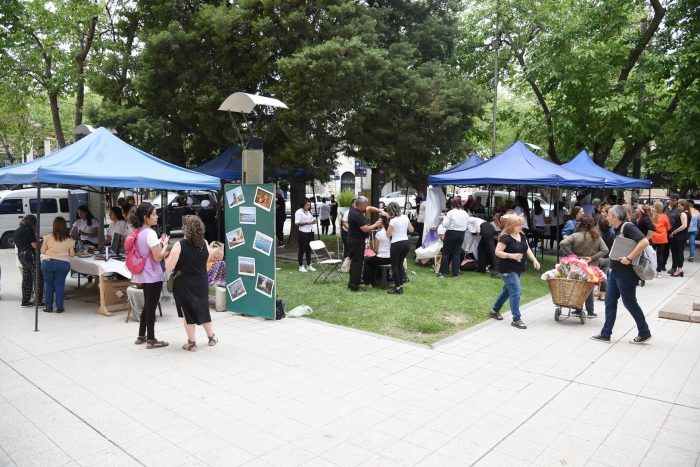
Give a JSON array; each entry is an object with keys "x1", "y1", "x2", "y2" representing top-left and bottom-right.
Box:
[
  {"x1": 288, "y1": 178, "x2": 306, "y2": 248},
  {"x1": 48, "y1": 91, "x2": 66, "y2": 148},
  {"x1": 74, "y1": 16, "x2": 97, "y2": 128}
]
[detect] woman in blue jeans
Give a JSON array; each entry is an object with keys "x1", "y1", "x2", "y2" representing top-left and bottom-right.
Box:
[
  {"x1": 40, "y1": 217, "x2": 75, "y2": 313},
  {"x1": 491, "y1": 214, "x2": 540, "y2": 329}
]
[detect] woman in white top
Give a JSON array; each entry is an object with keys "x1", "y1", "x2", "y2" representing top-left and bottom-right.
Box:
[
  {"x1": 438, "y1": 197, "x2": 470, "y2": 277},
  {"x1": 362, "y1": 217, "x2": 391, "y2": 287},
  {"x1": 319, "y1": 198, "x2": 331, "y2": 235},
  {"x1": 73, "y1": 205, "x2": 99, "y2": 245},
  {"x1": 105, "y1": 206, "x2": 131, "y2": 247},
  {"x1": 294, "y1": 199, "x2": 316, "y2": 272},
  {"x1": 386, "y1": 202, "x2": 414, "y2": 294}
]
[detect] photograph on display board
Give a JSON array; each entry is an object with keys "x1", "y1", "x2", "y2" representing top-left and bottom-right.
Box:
[
  {"x1": 238, "y1": 256, "x2": 256, "y2": 276},
  {"x1": 226, "y1": 186, "x2": 245, "y2": 208},
  {"x1": 227, "y1": 278, "x2": 247, "y2": 302},
  {"x1": 254, "y1": 187, "x2": 274, "y2": 211},
  {"x1": 255, "y1": 273, "x2": 274, "y2": 298},
  {"x1": 226, "y1": 227, "x2": 245, "y2": 249},
  {"x1": 239, "y1": 206, "x2": 257, "y2": 224},
  {"x1": 252, "y1": 231, "x2": 273, "y2": 256}
]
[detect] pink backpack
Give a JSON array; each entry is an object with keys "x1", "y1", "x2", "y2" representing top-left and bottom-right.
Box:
[{"x1": 124, "y1": 229, "x2": 148, "y2": 274}]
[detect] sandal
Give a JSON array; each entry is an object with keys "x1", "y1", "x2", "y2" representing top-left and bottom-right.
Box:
[
  {"x1": 208, "y1": 334, "x2": 218, "y2": 346},
  {"x1": 182, "y1": 340, "x2": 197, "y2": 352},
  {"x1": 134, "y1": 336, "x2": 147, "y2": 345},
  {"x1": 146, "y1": 339, "x2": 169, "y2": 349}
]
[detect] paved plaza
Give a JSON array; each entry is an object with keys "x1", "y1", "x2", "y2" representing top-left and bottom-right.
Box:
[{"x1": 0, "y1": 248, "x2": 699, "y2": 466}]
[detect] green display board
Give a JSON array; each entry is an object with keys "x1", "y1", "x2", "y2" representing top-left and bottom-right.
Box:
[{"x1": 224, "y1": 183, "x2": 276, "y2": 319}]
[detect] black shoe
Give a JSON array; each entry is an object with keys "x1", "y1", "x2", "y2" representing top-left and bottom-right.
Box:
[
  {"x1": 590, "y1": 334, "x2": 610, "y2": 343},
  {"x1": 348, "y1": 287, "x2": 365, "y2": 292},
  {"x1": 387, "y1": 287, "x2": 403, "y2": 294},
  {"x1": 668, "y1": 268, "x2": 676, "y2": 275},
  {"x1": 21, "y1": 301, "x2": 34, "y2": 307},
  {"x1": 572, "y1": 309, "x2": 582, "y2": 317},
  {"x1": 37, "y1": 301, "x2": 45, "y2": 307},
  {"x1": 630, "y1": 335, "x2": 651, "y2": 344},
  {"x1": 491, "y1": 310, "x2": 503, "y2": 320},
  {"x1": 436, "y1": 273, "x2": 444, "y2": 278},
  {"x1": 56, "y1": 309, "x2": 64, "y2": 314},
  {"x1": 43, "y1": 308, "x2": 54, "y2": 313},
  {"x1": 511, "y1": 320, "x2": 527, "y2": 329},
  {"x1": 639, "y1": 280, "x2": 645, "y2": 287},
  {"x1": 587, "y1": 311, "x2": 597, "y2": 318}
]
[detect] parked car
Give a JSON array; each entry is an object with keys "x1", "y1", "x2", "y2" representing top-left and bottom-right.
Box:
[
  {"x1": 0, "y1": 188, "x2": 83, "y2": 248},
  {"x1": 157, "y1": 191, "x2": 218, "y2": 232},
  {"x1": 379, "y1": 191, "x2": 417, "y2": 210}
]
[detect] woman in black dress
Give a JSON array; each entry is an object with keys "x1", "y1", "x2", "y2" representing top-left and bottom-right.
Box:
[{"x1": 165, "y1": 215, "x2": 217, "y2": 351}]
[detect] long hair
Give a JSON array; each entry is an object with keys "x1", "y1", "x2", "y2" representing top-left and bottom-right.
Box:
[
  {"x1": 20, "y1": 214, "x2": 37, "y2": 229},
  {"x1": 451, "y1": 196, "x2": 463, "y2": 210},
  {"x1": 110, "y1": 206, "x2": 125, "y2": 221},
  {"x1": 182, "y1": 215, "x2": 206, "y2": 248},
  {"x1": 533, "y1": 200, "x2": 543, "y2": 216},
  {"x1": 498, "y1": 214, "x2": 524, "y2": 240},
  {"x1": 568, "y1": 205, "x2": 582, "y2": 221},
  {"x1": 652, "y1": 201, "x2": 664, "y2": 222},
  {"x1": 77, "y1": 205, "x2": 95, "y2": 226},
  {"x1": 130, "y1": 202, "x2": 155, "y2": 228},
  {"x1": 52, "y1": 217, "x2": 70, "y2": 242},
  {"x1": 576, "y1": 214, "x2": 599, "y2": 240}
]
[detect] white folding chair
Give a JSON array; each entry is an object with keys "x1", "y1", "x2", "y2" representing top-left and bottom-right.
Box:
[{"x1": 309, "y1": 240, "x2": 342, "y2": 283}]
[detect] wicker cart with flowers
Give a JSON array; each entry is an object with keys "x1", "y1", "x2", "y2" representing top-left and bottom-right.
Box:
[{"x1": 541, "y1": 255, "x2": 607, "y2": 324}]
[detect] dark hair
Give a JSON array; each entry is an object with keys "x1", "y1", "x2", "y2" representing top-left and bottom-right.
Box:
[
  {"x1": 301, "y1": 198, "x2": 311, "y2": 209},
  {"x1": 130, "y1": 202, "x2": 155, "y2": 228},
  {"x1": 77, "y1": 205, "x2": 96, "y2": 226},
  {"x1": 576, "y1": 214, "x2": 599, "y2": 239},
  {"x1": 52, "y1": 217, "x2": 70, "y2": 242},
  {"x1": 20, "y1": 214, "x2": 37, "y2": 229},
  {"x1": 451, "y1": 196, "x2": 462, "y2": 209},
  {"x1": 533, "y1": 200, "x2": 543, "y2": 215},
  {"x1": 110, "y1": 206, "x2": 125, "y2": 221},
  {"x1": 568, "y1": 205, "x2": 582, "y2": 220}
]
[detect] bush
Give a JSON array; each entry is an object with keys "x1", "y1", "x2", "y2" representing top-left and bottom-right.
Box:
[{"x1": 337, "y1": 189, "x2": 355, "y2": 208}]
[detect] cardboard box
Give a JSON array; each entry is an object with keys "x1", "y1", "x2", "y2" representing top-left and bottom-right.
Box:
[{"x1": 98, "y1": 278, "x2": 131, "y2": 316}]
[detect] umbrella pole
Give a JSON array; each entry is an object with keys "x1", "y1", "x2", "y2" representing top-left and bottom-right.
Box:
[
  {"x1": 312, "y1": 183, "x2": 319, "y2": 240},
  {"x1": 556, "y1": 185, "x2": 561, "y2": 261},
  {"x1": 34, "y1": 185, "x2": 41, "y2": 332}
]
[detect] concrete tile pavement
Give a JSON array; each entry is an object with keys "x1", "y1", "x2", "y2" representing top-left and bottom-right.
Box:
[{"x1": 0, "y1": 248, "x2": 699, "y2": 466}]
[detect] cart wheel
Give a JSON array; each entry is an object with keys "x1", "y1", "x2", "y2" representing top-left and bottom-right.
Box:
[
  {"x1": 580, "y1": 310, "x2": 587, "y2": 324},
  {"x1": 554, "y1": 307, "x2": 561, "y2": 321}
]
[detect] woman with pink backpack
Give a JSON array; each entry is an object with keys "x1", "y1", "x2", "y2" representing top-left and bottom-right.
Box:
[{"x1": 128, "y1": 203, "x2": 170, "y2": 349}]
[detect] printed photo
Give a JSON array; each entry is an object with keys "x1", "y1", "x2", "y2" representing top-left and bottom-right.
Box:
[
  {"x1": 255, "y1": 273, "x2": 274, "y2": 298},
  {"x1": 252, "y1": 231, "x2": 273, "y2": 256},
  {"x1": 226, "y1": 186, "x2": 245, "y2": 208},
  {"x1": 238, "y1": 256, "x2": 256, "y2": 276},
  {"x1": 239, "y1": 206, "x2": 257, "y2": 224},
  {"x1": 253, "y1": 187, "x2": 273, "y2": 211},
  {"x1": 226, "y1": 278, "x2": 247, "y2": 302},
  {"x1": 226, "y1": 227, "x2": 245, "y2": 249}
]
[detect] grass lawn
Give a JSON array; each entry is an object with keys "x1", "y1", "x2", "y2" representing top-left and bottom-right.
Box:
[{"x1": 276, "y1": 239, "x2": 558, "y2": 345}]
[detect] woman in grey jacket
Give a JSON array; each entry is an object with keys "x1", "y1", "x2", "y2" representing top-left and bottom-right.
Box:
[{"x1": 560, "y1": 214, "x2": 609, "y2": 318}]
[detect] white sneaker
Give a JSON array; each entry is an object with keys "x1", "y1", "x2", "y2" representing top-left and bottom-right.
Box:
[
  {"x1": 299, "y1": 266, "x2": 307, "y2": 272},
  {"x1": 306, "y1": 265, "x2": 316, "y2": 272}
]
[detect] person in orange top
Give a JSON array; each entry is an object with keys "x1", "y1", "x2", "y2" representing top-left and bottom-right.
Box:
[{"x1": 651, "y1": 201, "x2": 671, "y2": 278}]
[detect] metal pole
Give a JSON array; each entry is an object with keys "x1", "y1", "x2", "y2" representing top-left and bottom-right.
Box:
[
  {"x1": 311, "y1": 184, "x2": 320, "y2": 239},
  {"x1": 491, "y1": 1, "x2": 500, "y2": 157},
  {"x1": 34, "y1": 185, "x2": 41, "y2": 332}
]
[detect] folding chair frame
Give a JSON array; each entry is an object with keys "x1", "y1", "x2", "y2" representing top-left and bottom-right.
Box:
[{"x1": 309, "y1": 240, "x2": 342, "y2": 283}]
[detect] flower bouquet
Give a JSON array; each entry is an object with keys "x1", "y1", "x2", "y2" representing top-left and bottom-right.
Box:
[
  {"x1": 541, "y1": 255, "x2": 606, "y2": 308},
  {"x1": 541, "y1": 255, "x2": 607, "y2": 285}
]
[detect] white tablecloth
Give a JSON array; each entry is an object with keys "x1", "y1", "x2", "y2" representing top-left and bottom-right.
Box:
[{"x1": 69, "y1": 256, "x2": 132, "y2": 279}]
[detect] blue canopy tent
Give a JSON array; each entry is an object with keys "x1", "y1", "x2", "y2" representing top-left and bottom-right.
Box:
[
  {"x1": 427, "y1": 154, "x2": 484, "y2": 184},
  {"x1": 562, "y1": 150, "x2": 652, "y2": 189},
  {"x1": 0, "y1": 127, "x2": 220, "y2": 331},
  {"x1": 193, "y1": 145, "x2": 305, "y2": 181},
  {"x1": 428, "y1": 141, "x2": 606, "y2": 187},
  {"x1": 0, "y1": 127, "x2": 220, "y2": 189}
]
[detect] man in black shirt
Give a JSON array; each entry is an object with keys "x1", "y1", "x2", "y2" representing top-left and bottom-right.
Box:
[
  {"x1": 329, "y1": 195, "x2": 339, "y2": 236},
  {"x1": 591, "y1": 205, "x2": 652, "y2": 344},
  {"x1": 347, "y1": 196, "x2": 385, "y2": 291}
]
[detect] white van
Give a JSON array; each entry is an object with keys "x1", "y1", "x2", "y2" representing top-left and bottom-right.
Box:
[{"x1": 0, "y1": 188, "x2": 73, "y2": 248}]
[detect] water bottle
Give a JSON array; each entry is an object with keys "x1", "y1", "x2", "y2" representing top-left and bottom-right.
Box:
[{"x1": 104, "y1": 246, "x2": 110, "y2": 262}]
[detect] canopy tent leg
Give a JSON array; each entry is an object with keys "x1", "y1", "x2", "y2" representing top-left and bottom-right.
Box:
[
  {"x1": 34, "y1": 185, "x2": 41, "y2": 332},
  {"x1": 312, "y1": 184, "x2": 320, "y2": 240},
  {"x1": 556, "y1": 185, "x2": 561, "y2": 261}
]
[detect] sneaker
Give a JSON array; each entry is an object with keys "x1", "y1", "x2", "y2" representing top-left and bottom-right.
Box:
[
  {"x1": 630, "y1": 335, "x2": 651, "y2": 344},
  {"x1": 299, "y1": 266, "x2": 307, "y2": 272},
  {"x1": 511, "y1": 320, "x2": 527, "y2": 329},
  {"x1": 587, "y1": 311, "x2": 597, "y2": 318},
  {"x1": 572, "y1": 309, "x2": 582, "y2": 317},
  {"x1": 656, "y1": 272, "x2": 662, "y2": 278},
  {"x1": 491, "y1": 310, "x2": 503, "y2": 321},
  {"x1": 590, "y1": 334, "x2": 610, "y2": 343},
  {"x1": 306, "y1": 265, "x2": 316, "y2": 272},
  {"x1": 436, "y1": 273, "x2": 444, "y2": 278},
  {"x1": 689, "y1": 256, "x2": 694, "y2": 262},
  {"x1": 21, "y1": 301, "x2": 34, "y2": 307}
]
